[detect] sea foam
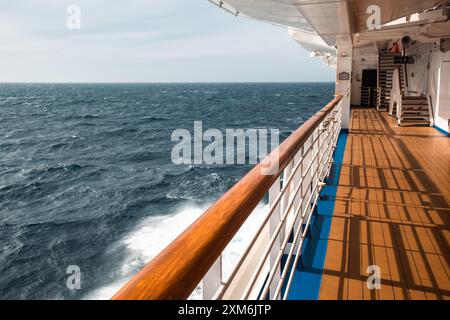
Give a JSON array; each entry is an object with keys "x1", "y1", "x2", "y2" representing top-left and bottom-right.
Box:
[{"x1": 84, "y1": 201, "x2": 267, "y2": 300}]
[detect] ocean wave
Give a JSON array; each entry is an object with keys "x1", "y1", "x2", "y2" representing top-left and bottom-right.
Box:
[
  {"x1": 83, "y1": 202, "x2": 268, "y2": 300},
  {"x1": 29, "y1": 164, "x2": 85, "y2": 176},
  {"x1": 140, "y1": 116, "x2": 168, "y2": 122},
  {"x1": 166, "y1": 171, "x2": 238, "y2": 202},
  {"x1": 0, "y1": 164, "x2": 88, "y2": 199},
  {"x1": 0, "y1": 83, "x2": 334, "y2": 299},
  {"x1": 102, "y1": 128, "x2": 138, "y2": 136},
  {"x1": 64, "y1": 114, "x2": 101, "y2": 120},
  {"x1": 82, "y1": 203, "x2": 209, "y2": 300}
]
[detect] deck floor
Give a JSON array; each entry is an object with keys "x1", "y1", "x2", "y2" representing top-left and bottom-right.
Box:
[{"x1": 319, "y1": 109, "x2": 450, "y2": 300}]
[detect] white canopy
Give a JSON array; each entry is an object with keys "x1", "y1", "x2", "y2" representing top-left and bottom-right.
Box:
[{"x1": 208, "y1": 0, "x2": 446, "y2": 66}]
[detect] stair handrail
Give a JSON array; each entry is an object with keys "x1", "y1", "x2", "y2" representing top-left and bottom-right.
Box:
[
  {"x1": 427, "y1": 94, "x2": 435, "y2": 127},
  {"x1": 390, "y1": 68, "x2": 402, "y2": 121}
]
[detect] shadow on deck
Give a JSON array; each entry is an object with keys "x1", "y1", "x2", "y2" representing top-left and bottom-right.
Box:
[{"x1": 309, "y1": 109, "x2": 449, "y2": 300}]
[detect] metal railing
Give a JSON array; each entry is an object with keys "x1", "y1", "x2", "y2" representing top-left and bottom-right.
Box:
[
  {"x1": 207, "y1": 98, "x2": 342, "y2": 300},
  {"x1": 113, "y1": 96, "x2": 343, "y2": 300}
]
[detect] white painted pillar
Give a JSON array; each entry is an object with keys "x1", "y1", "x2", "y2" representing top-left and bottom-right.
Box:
[{"x1": 335, "y1": 37, "x2": 353, "y2": 129}]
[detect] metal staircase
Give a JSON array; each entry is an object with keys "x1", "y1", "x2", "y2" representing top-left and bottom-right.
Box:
[
  {"x1": 398, "y1": 96, "x2": 432, "y2": 126},
  {"x1": 388, "y1": 67, "x2": 433, "y2": 127},
  {"x1": 377, "y1": 52, "x2": 406, "y2": 111},
  {"x1": 361, "y1": 86, "x2": 375, "y2": 107}
]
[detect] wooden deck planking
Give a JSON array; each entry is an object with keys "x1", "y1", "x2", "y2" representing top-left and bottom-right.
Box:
[{"x1": 319, "y1": 109, "x2": 450, "y2": 300}]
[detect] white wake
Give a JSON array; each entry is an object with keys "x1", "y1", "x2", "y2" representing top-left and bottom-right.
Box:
[{"x1": 84, "y1": 201, "x2": 267, "y2": 300}]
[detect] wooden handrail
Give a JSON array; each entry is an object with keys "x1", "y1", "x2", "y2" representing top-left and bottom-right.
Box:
[{"x1": 112, "y1": 95, "x2": 342, "y2": 300}]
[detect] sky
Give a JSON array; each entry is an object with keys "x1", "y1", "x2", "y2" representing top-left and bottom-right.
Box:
[{"x1": 0, "y1": 0, "x2": 335, "y2": 83}]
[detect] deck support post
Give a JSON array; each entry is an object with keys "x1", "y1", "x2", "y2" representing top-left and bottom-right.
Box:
[{"x1": 335, "y1": 36, "x2": 353, "y2": 129}]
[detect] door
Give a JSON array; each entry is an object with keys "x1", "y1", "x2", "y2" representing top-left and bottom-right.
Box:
[{"x1": 361, "y1": 69, "x2": 378, "y2": 108}]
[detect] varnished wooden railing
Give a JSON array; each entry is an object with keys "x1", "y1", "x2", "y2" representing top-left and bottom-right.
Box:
[{"x1": 112, "y1": 95, "x2": 343, "y2": 300}]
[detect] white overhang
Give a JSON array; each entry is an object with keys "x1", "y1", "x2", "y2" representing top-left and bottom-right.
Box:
[
  {"x1": 293, "y1": 0, "x2": 352, "y2": 46},
  {"x1": 207, "y1": 0, "x2": 448, "y2": 66},
  {"x1": 208, "y1": 0, "x2": 446, "y2": 43}
]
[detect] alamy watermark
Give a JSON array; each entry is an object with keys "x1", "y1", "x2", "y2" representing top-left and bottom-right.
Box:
[
  {"x1": 367, "y1": 5, "x2": 381, "y2": 30},
  {"x1": 64, "y1": 4, "x2": 381, "y2": 31},
  {"x1": 66, "y1": 265, "x2": 81, "y2": 290},
  {"x1": 367, "y1": 265, "x2": 381, "y2": 290},
  {"x1": 67, "y1": 5, "x2": 81, "y2": 30},
  {"x1": 171, "y1": 121, "x2": 280, "y2": 175}
]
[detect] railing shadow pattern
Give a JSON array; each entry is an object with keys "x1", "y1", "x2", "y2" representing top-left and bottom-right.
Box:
[{"x1": 318, "y1": 109, "x2": 450, "y2": 300}]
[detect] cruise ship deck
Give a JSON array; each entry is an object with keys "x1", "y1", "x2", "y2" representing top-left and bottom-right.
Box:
[
  {"x1": 317, "y1": 109, "x2": 450, "y2": 300},
  {"x1": 113, "y1": 105, "x2": 450, "y2": 302},
  {"x1": 113, "y1": 1, "x2": 450, "y2": 301}
]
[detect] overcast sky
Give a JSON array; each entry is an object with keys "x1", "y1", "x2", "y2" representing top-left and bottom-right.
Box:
[{"x1": 0, "y1": 0, "x2": 335, "y2": 83}]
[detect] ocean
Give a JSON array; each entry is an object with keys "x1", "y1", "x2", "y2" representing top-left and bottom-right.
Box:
[{"x1": 0, "y1": 83, "x2": 334, "y2": 299}]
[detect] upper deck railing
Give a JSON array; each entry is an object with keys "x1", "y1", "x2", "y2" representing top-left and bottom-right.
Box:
[{"x1": 113, "y1": 95, "x2": 343, "y2": 300}]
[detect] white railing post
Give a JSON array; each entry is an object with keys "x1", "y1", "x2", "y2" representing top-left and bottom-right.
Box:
[
  {"x1": 310, "y1": 128, "x2": 320, "y2": 222},
  {"x1": 203, "y1": 255, "x2": 222, "y2": 299},
  {"x1": 292, "y1": 147, "x2": 304, "y2": 245},
  {"x1": 268, "y1": 177, "x2": 282, "y2": 299},
  {"x1": 427, "y1": 94, "x2": 434, "y2": 127},
  {"x1": 300, "y1": 141, "x2": 311, "y2": 236},
  {"x1": 281, "y1": 162, "x2": 294, "y2": 248},
  {"x1": 389, "y1": 90, "x2": 395, "y2": 116},
  {"x1": 390, "y1": 69, "x2": 399, "y2": 116}
]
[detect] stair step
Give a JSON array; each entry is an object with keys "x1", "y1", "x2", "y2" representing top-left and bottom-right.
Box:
[
  {"x1": 401, "y1": 116, "x2": 430, "y2": 120},
  {"x1": 402, "y1": 98, "x2": 427, "y2": 101},
  {"x1": 402, "y1": 105, "x2": 429, "y2": 110},
  {"x1": 402, "y1": 96, "x2": 427, "y2": 100},
  {"x1": 402, "y1": 103, "x2": 428, "y2": 107},
  {"x1": 378, "y1": 53, "x2": 406, "y2": 109},
  {"x1": 402, "y1": 107, "x2": 429, "y2": 111},
  {"x1": 401, "y1": 117, "x2": 430, "y2": 121},
  {"x1": 402, "y1": 102, "x2": 428, "y2": 106},
  {"x1": 400, "y1": 121, "x2": 431, "y2": 126},
  {"x1": 402, "y1": 111, "x2": 429, "y2": 115}
]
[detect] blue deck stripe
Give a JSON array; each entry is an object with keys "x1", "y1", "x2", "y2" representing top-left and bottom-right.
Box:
[
  {"x1": 285, "y1": 129, "x2": 348, "y2": 300},
  {"x1": 433, "y1": 125, "x2": 449, "y2": 137}
]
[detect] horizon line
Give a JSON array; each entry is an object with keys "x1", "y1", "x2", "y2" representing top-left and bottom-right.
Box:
[{"x1": 0, "y1": 81, "x2": 335, "y2": 84}]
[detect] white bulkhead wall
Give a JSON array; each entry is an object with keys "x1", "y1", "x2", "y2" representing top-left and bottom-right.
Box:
[
  {"x1": 428, "y1": 41, "x2": 450, "y2": 133},
  {"x1": 350, "y1": 46, "x2": 378, "y2": 106}
]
